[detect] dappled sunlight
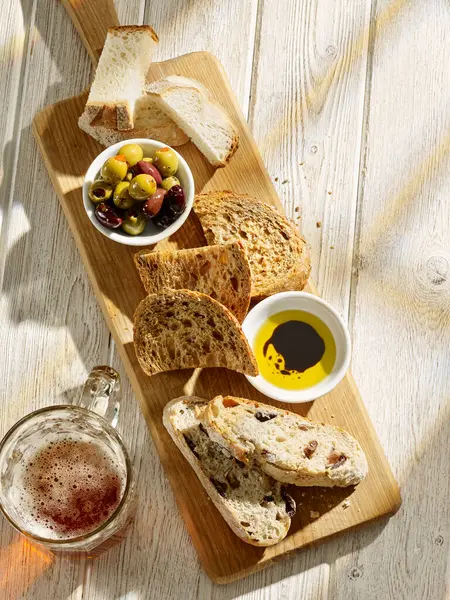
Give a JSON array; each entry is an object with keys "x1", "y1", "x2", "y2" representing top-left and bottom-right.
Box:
[{"x1": 0, "y1": 536, "x2": 54, "y2": 599}]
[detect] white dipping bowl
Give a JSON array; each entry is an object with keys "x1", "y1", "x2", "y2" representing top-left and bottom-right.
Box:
[
  {"x1": 242, "y1": 291, "x2": 351, "y2": 403},
  {"x1": 83, "y1": 139, "x2": 194, "y2": 246}
]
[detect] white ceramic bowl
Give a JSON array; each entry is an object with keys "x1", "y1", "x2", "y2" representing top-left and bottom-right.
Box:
[
  {"x1": 242, "y1": 292, "x2": 351, "y2": 403},
  {"x1": 83, "y1": 139, "x2": 194, "y2": 246}
]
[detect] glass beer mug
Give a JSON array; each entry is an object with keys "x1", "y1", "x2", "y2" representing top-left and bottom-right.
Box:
[{"x1": 0, "y1": 367, "x2": 135, "y2": 555}]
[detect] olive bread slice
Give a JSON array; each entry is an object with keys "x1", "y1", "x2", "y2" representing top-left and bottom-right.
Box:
[
  {"x1": 200, "y1": 396, "x2": 369, "y2": 488},
  {"x1": 163, "y1": 396, "x2": 295, "y2": 546}
]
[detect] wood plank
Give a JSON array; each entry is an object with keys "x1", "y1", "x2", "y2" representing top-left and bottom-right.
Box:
[
  {"x1": 143, "y1": 0, "x2": 259, "y2": 118},
  {"x1": 0, "y1": 1, "x2": 117, "y2": 598},
  {"x1": 34, "y1": 51, "x2": 400, "y2": 583},
  {"x1": 249, "y1": 0, "x2": 373, "y2": 316},
  {"x1": 327, "y1": 0, "x2": 450, "y2": 598},
  {"x1": 237, "y1": 0, "x2": 373, "y2": 594}
]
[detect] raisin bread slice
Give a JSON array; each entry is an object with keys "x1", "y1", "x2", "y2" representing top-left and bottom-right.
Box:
[
  {"x1": 200, "y1": 396, "x2": 368, "y2": 488},
  {"x1": 163, "y1": 396, "x2": 295, "y2": 546}
]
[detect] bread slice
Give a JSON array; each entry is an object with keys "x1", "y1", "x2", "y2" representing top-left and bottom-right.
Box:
[
  {"x1": 78, "y1": 99, "x2": 189, "y2": 148},
  {"x1": 163, "y1": 396, "x2": 294, "y2": 546},
  {"x1": 145, "y1": 76, "x2": 239, "y2": 167},
  {"x1": 194, "y1": 191, "x2": 311, "y2": 300},
  {"x1": 200, "y1": 396, "x2": 369, "y2": 488},
  {"x1": 134, "y1": 242, "x2": 251, "y2": 322},
  {"x1": 84, "y1": 26, "x2": 159, "y2": 131},
  {"x1": 133, "y1": 290, "x2": 258, "y2": 376}
]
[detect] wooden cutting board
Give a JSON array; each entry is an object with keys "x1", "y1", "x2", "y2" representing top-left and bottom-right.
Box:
[{"x1": 32, "y1": 0, "x2": 401, "y2": 583}]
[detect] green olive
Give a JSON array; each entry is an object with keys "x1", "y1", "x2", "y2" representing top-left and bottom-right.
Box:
[
  {"x1": 125, "y1": 171, "x2": 133, "y2": 181},
  {"x1": 100, "y1": 156, "x2": 128, "y2": 184},
  {"x1": 153, "y1": 147, "x2": 179, "y2": 177},
  {"x1": 119, "y1": 143, "x2": 144, "y2": 167},
  {"x1": 113, "y1": 181, "x2": 135, "y2": 210},
  {"x1": 88, "y1": 180, "x2": 113, "y2": 203},
  {"x1": 160, "y1": 176, "x2": 180, "y2": 191},
  {"x1": 121, "y1": 209, "x2": 146, "y2": 235},
  {"x1": 129, "y1": 174, "x2": 157, "y2": 201}
]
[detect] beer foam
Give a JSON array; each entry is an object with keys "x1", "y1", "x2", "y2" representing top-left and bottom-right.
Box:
[{"x1": 14, "y1": 436, "x2": 126, "y2": 540}]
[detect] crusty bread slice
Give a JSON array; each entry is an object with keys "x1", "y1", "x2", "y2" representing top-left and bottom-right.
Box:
[
  {"x1": 78, "y1": 99, "x2": 189, "y2": 148},
  {"x1": 84, "y1": 26, "x2": 159, "y2": 131},
  {"x1": 134, "y1": 242, "x2": 251, "y2": 322},
  {"x1": 133, "y1": 290, "x2": 258, "y2": 376},
  {"x1": 145, "y1": 76, "x2": 239, "y2": 167},
  {"x1": 200, "y1": 396, "x2": 369, "y2": 488},
  {"x1": 163, "y1": 396, "x2": 294, "y2": 546},
  {"x1": 194, "y1": 191, "x2": 311, "y2": 300}
]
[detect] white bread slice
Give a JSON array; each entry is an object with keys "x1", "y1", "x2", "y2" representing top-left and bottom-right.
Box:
[
  {"x1": 78, "y1": 99, "x2": 189, "y2": 148},
  {"x1": 163, "y1": 396, "x2": 294, "y2": 546},
  {"x1": 84, "y1": 26, "x2": 159, "y2": 131},
  {"x1": 133, "y1": 290, "x2": 258, "y2": 377},
  {"x1": 145, "y1": 76, "x2": 239, "y2": 167},
  {"x1": 194, "y1": 191, "x2": 311, "y2": 300},
  {"x1": 200, "y1": 396, "x2": 369, "y2": 488},
  {"x1": 134, "y1": 242, "x2": 251, "y2": 322}
]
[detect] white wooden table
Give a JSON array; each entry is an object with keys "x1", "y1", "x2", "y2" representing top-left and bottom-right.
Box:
[{"x1": 1, "y1": 1, "x2": 449, "y2": 598}]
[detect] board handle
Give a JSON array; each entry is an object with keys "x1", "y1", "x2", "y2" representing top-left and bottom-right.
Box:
[{"x1": 62, "y1": 0, "x2": 119, "y2": 66}]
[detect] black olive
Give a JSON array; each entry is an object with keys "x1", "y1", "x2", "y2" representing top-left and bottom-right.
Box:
[
  {"x1": 225, "y1": 470, "x2": 240, "y2": 489},
  {"x1": 210, "y1": 477, "x2": 227, "y2": 497},
  {"x1": 254, "y1": 412, "x2": 277, "y2": 423},
  {"x1": 281, "y1": 488, "x2": 296, "y2": 517},
  {"x1": 183, "y1": 435, "x2": 199, "y2": 459}
]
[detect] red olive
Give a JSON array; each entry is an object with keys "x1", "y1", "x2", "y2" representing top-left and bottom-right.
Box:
[
  {"x1": 94, "y1": 202, "x2": 123, "y2": 229},
  {"x1": 142, "y1": 188, "x2": 166, "y2": 218},
  {"x1": 135, "y1": 161, "x2": 163, "y2": 185}
]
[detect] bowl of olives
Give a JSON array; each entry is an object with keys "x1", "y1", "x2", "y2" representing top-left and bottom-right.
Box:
[{"x1": 83, "y1": 139, "x2": 194, "y2": 246}]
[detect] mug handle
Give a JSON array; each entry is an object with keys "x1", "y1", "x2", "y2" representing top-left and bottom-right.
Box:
[{"x1": 78, "y1": 366, "x2": 121, "y2": 428}]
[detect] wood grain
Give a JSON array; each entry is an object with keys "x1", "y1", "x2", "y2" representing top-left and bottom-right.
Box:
[
  {"x1": 61, "y1": 0, "x2": 119, "y2": 66},
  {"x1": 249, "y1": 0, "x2": 373, "y2": 317},
  {"x1": 33, "y1": 51, "x2": 400, "y2": 583},
  {"x1": 327, "y1": 1, "x2": 450, "y2": 599},
  {"x1": 0, "y1": 1, "x2": 106, "y2": 599}
]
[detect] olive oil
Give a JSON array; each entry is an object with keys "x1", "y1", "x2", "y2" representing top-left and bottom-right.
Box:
[{"x1": 254, "y1": 310, "x2": 336, "y2": 390}]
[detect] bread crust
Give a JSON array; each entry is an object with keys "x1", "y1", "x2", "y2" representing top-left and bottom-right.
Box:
[{"x1": 108, "y1": 25, "x2": 159, "y2": 43}]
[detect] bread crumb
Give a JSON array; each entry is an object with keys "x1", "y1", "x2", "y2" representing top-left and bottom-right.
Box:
[
  {"x1": 330, "y1": 245, "x2": 334, "y2": 249},
  {"x1": 310, "y1": 511, "x2": 320, "y2": 519},
  {"x1": 328, "y1": 504, "x2": 332, "y2": 508},
  {"x1": 330, "y1": 414, "x2": 335, "y2": 418},
  {"x1": 316, "y1": 221, "x2": 322, "y2": 228},
  {"x1": 342, "y1": 500, "x2": 351, "y2": 510},
  {"x1": 299, "y1": 162, "x2": 304, "y2": 166},
  {"x1": 295, "y1": 206, "x2": 300, "y2": 212},
  {"x1": 281, "y1": 179, "x2": 289, "y2": 185},
  {"x1": 274, "y1": 177, "x2": 279, "y2": 182},
  {"x1": 328, "y1": 191, "x2": 332, "y2": 195},
  {"x1": 301, "y1": 492, "x2": 306, "y2": 497}
]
